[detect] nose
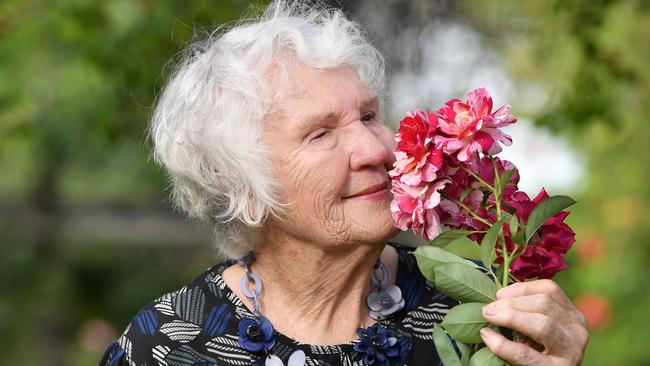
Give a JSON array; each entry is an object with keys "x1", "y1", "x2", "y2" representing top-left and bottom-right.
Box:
[{"x1": 349, "y1": 122, "x2": 394, "y2": 172}]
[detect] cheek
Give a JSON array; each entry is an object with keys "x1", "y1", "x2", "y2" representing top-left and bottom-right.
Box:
[
  {"x1": 278, "y1": 150, "x2": 348, "y2": 213},
  {"x1": 379, "y1": 125, "x2": 397, "y2": 151},
  {"x1": 275, "y1": 152, "x2": 353, "y2": 242}
]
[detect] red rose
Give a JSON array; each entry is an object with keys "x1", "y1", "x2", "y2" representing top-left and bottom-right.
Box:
[{"x1": 508, "y1": 189, "x2": 576, "y2": 281}]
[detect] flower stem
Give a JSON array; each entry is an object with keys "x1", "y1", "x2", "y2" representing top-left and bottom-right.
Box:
[
  {"x1": 492, "y1": 159, "x2": 511, "y2": 288},
  {"x1": 501, "y1": 240, "x2": 511, "y2": 288},
  {"x1": 457, "y1": 200, "x2": 493, "y2": 227},
  {"x1": 492, "y1": 160, "x2": 503, "y2": 220},
  {"x1": 460, "y1": 166, "x2": 493, "y2": 191}
]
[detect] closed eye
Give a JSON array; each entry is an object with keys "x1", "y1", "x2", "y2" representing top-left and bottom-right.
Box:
[{"x1": 309, "y1": 129, "x2": 328, "y2": 141}]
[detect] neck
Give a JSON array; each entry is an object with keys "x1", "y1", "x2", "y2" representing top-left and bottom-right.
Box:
[{"x1": 224, "y1": 231, "x2": 398, "y2": 345}]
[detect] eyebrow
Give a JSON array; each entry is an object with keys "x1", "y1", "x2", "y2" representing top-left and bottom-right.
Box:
[
  {"x1": 299, "y1": 97, "x2": 380, "y2": 133},
  {"x1": 303, "y1": 111, "x2": 336, "y2": 130},
  {"x1": 363, "y1": 96, "x2": 379, "y2": 108}
]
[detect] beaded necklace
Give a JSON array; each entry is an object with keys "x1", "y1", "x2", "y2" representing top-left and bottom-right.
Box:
[{"x1": 236, "y1": 253, "x2": 406, "y2": 366}]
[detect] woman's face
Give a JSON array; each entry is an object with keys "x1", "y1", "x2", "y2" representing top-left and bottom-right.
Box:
[{"x1": 262, "y1": 64, "x2": 399, "y2": 249}]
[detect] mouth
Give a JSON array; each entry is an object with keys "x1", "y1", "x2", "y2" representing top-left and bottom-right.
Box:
[{"x1": 344, "y1": 181, "x2": 390, "y2": 199}]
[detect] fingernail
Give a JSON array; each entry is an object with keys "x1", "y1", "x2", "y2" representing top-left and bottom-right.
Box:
[
  {"x1": 482, "y1": 303, "x2": 496, "y2": 317},
  {"x1": 480, "y1": 328, "x2": 494, "y2": 342},
  {"x1": 496, "y1": 287, "x2": 510, "y2": 299}
]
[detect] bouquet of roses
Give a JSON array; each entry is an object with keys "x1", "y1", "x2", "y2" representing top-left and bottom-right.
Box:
[{"x1": 389, "y1": 88, "x2": 576, "y2": 365}]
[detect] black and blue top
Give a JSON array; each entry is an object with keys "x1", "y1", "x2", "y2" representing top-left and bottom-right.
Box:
[{"x1": 99, "y1": 243, "x2": 458, "y2": 366}]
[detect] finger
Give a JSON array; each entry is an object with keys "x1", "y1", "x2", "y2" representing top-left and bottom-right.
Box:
[
  {"x1": 515, "y1": 333, "x2": 545, "y2": 353},
  {"x1": 497, "y1": 281, "x2": 587, "y2": 331},
  {"x1": 499, "y1": 294, "x2": 588, "y2": 340},
  {"x1": 491, "y1": 294, "x2": 566, "y2": 318},
  {"x1": 482, "y1": 305, "x2": 569, "y2": 350},
  {"x1": 497, "y1": 280, "x2": 572, "y2": 308},
  {"x1": 480, "y1": 327, "x2": 545, "y2": 366}
]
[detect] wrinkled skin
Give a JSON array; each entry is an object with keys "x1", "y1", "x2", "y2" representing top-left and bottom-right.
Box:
[
  {"x1": 221, "y1": 63, "x2": 402, "y2": 345},
  {"x1": 262, "y1": 64, "x2": 398, "y2": 249},
  {"x1": 481, "y1": 280, "x2": 589, "y2": 365},
  {"x1": 229, "y1": 62, "x2": 588, "y2": 361}
]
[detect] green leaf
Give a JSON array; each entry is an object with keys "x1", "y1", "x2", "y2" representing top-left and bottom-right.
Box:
[
  {"x1": 524, "y1": 195, "x2": 576, "y2": 243},
  {"x1": 428, "y1": 229, "x2": 476, "y2": 248},
  {"x1": 433, "y1": 262, "x2": 498, "y2": 303},
  {"x1": 497, "y1": 169, "x2": 516, "y2": 197},
  {"x1": 414, "y1": 246, "x2": 480, "y2": 282},
  {"x1": 441, "y1": 302, "x2": 489, "y2": 344},
  {"x1": 457, "y1": 341, "x2": 471, "y2": 366},
  {"x1": 480, "y1": 219, "x2": 505, "y2": 269},
  {"x1": 433, "y1": 324, "x2": 464, "y2": 366},
  {"x1": 507, "y1": 213, "x2": 519, "y2": 237},
  {"x1": 468, "y1": 347, "x2": 507, "y2": 366},
  {"x1": 495, "y1": 266, "x2": 505, "y2": 286}
]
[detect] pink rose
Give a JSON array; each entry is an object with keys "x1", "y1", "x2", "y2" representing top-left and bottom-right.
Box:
[
  {"x1": 436, "y1": 156, "x2": 520, "y2": 233},
  {"x1": 390, "y1": 178, "x2": 449, "y2": 240},
  {"x1": 435, "y1": 158, "x2": 483, "y2": 229},
  {"x1": 434, "y1": 88, "x2": 516, "y2": 162},
  {"x1": 389, "y1": 110, "x2": 443, "y2": 186}
]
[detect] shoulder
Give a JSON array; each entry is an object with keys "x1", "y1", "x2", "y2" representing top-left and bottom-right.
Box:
[{"x1": 98, "y1": 260, "x2": 241, "y2": 365}]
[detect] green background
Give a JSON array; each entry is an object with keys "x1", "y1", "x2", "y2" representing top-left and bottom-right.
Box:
[{"x1": 1, "y1": 0, "x2": 648, "y2": 365}]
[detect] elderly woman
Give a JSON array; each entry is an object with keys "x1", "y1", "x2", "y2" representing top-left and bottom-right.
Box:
[{"x1": 100, "y1": 2, "x2": 588, "y2": 366}]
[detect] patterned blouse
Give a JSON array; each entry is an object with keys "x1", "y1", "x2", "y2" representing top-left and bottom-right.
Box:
[{"x1": 99, "y1": 243, "x2": 459, "y2": 366}]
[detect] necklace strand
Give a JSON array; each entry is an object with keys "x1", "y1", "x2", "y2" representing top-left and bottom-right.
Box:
[{"x1": 237, "y1": 253, "x2": 405, "y2": 366}]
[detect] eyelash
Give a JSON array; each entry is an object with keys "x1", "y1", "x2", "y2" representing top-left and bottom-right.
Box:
[
  {"x1": 309, "y1": 112, "x2": 378, "y2": 142},
  {"x1": 361, "y1": 112, "x2": 377, "y2": 124},
  {"x1": 311, "y1": 130, "x2": 328, "y2": 140}
]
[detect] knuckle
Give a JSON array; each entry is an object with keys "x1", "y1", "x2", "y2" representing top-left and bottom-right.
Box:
[
  {"x1": 515, "y1": 347, "x2": 535, "y2": 365},
  {"x1": 568, "y1": 351, "x2": 584, "y2": 366},
  {"x1": 497, "y1": 298, "x2": 512, "y2": 309},
  {"x1": 490, "y1": 334, "x2": 506, "y2": 353},
  {"x1": 538, "y1": 315, "x2": 553, "y2": 334},
  {"x1": 500, "y1": 308, "x2": 516, "y2": 324},
  {"x1": 509, "y1": 281, "x2": 525, "y2": 292},
  {"x1": 538, "y1": 293, "x2": 554, "y2": 310},
  {"x1": 577, "y1": 325, "x2": 590, "y2": 347},
  {"x1": 576, "y1": 310, "x2": 588, "y2": 329},
  {"x1": 541, "y1": 279, "x2": 560, "y2": 294}
]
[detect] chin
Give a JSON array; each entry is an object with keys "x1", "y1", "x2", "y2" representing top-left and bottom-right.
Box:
[
  {"x1": 342, "y1": 199, "x2": 398, "y2": 241},
  {"x1": 357, "y1": 214, "x2": 401, "y2": 244}
]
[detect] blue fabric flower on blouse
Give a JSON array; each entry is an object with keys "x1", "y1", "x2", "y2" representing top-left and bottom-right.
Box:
[
  {"x1": 354, "y1": 323, "x2": 402, "y2": 366},
  {"x1": 238, "y1": 316, "x2": 276, "y2": 353}
]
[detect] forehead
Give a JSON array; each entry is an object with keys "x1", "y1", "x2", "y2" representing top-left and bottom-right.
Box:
[{"x1": 265, "y1": 64, "x2": 378, "y2": 134}]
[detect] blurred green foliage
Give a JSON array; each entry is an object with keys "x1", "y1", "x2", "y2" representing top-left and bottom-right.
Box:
[
  {"x1": 1, "y1": 0, "x2": 648, "y2": 365},
  {"x1": 0, "y1": 0, "x2": 262, "y2": 364}
]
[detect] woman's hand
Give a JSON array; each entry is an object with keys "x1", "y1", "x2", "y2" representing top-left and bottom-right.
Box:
[{"x1": 479, "y1": 279, "x2": 589, "y2": 366}]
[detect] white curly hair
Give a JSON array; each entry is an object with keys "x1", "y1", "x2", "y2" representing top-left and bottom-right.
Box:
[{"x1": 149, "y1": 0, "x2": 386, "y2": 259}]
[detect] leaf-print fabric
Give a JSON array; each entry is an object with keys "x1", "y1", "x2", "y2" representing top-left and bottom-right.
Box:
[{"x1": 98, "y1": 243, "x2": 459, "y2": 366}]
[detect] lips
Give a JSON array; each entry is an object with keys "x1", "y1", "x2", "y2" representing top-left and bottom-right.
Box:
[{"x1": 344, "y1": 181, "x2": 389, "y2": 198}]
